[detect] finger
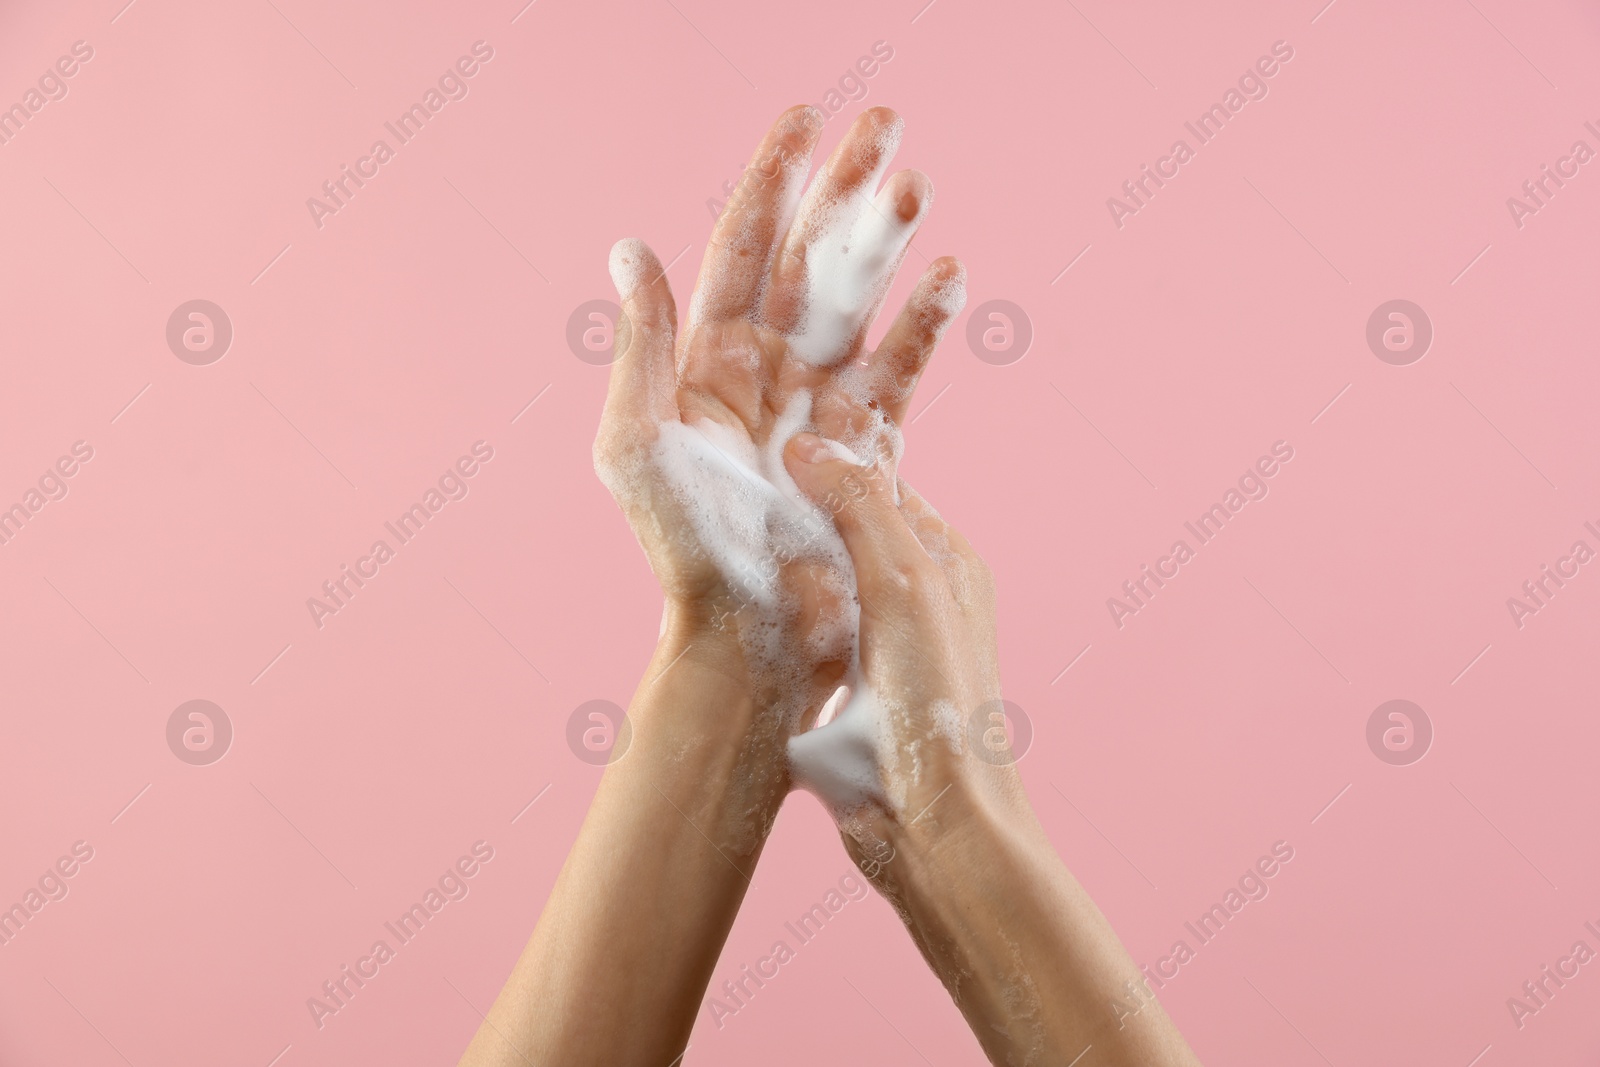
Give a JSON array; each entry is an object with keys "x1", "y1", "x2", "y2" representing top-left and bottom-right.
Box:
[
  {"x1": 598, "y1": 239, "x2": 678, "y2": 454},
  {"x1": 765, "y1": 108, "x2": 918, "y2": 354},
  {"x1": 823, "y1": 168, "x2": 936, "y2": 360},
  {"x1": 900, "y1": 482, "x2": 999, "y2": 683},
  {"x1": 898, "y1": 481, "x2": 994, "y2": 612},
  {"x1": 783, "y1": 432, "x2": 945, "y2": 613},
  {"x1": 857, "y1": 256, "x2": 967, "y2": 423},
  {"x1": 675, "y1": 318, "x2": 780, "y2": 432},
  {"x1": 688, "y1": 105, "x2": 823, "y2": 327},
  {"x1": 780, "y1": 167, "x2": 933, "y2": 367}
]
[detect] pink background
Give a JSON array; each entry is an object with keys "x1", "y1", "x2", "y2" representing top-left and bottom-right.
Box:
[{"x1": 2, "y1": 0, "x2": 1598, "y2": 1063}]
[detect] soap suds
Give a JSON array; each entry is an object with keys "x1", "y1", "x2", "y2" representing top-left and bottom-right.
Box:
[
  {"x1": 645, "y1": 397, "x2": 887, "y2": 813},
  {"x1": 783, "y1": 123, "x2": 925, "y2": 367}
]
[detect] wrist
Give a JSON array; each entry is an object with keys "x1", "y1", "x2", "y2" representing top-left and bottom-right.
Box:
[
  {"x1": 629, "y1": 607, "x2": 758, "y2": 742},
  {"x1": 610, "y1": 606, "x2": 787, "y2": 856},
  {"x1": 657, "y1": 594, "x2": 746, "y2": 666},
  {"x1": 875, "y1": 766, "x2": 1045, "y2": 893}
]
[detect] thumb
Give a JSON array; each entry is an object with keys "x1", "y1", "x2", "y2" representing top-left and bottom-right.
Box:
[
  {"x1": 602, "y1": 238, "x2": 678, "y2": 430},
  {"x1": 784, "y1": 432, "x2": 939, "y2": 608}
]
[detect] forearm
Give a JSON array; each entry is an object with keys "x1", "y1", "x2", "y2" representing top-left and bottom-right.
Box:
[
  {"x1": 880, "y1": 783, "x2": 1201, "y2": 1067},
  {"x1": 460, "y1": 617, "x2": 782, "y2": 1066}
]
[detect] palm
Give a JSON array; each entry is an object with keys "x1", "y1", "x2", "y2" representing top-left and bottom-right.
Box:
[
  {"x1": 667, "y1": 326, "x2": 885, "y2": 658},
  {"x1": 597, "y1": 105, "x2": 965, "y2": 689}
]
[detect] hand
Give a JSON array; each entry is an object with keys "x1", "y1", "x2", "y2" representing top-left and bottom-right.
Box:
[
  {"x1": 593, "y1": 104, "x2": 966, "y2": 771},
  {"x1": 782, "y1": 443, "x2": 1204, "y2": 1067},
  {"x1": 781, "y1": 437, "x2": 1026, "y2": 864}
]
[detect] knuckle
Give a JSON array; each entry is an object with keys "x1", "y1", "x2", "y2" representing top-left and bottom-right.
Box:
[
  {"x1": 885, "y1": 558, "x2": 944, "y2": 603},
  {"x1": 882, "y1": 565, "x2": 916, "y2": 595}
]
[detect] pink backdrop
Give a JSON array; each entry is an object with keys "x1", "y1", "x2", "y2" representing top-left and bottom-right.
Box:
[{"x1": 3, "y1": 0, "x2": 1598, "y2": 1063}]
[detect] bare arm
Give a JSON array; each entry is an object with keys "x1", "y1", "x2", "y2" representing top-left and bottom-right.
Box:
[
  {"x1": 782, "y1": 435, "x2": 1203, "y2": 1066},
  {"x1": 878, "y1": 780, "x2": 1200, "y2": 1065},
  {"x1": 458, "y1": 613, "x2": 774, "y2": 1065}
]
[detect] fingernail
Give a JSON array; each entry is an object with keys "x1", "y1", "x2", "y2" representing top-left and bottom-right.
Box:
[{"x1": 791, "y1": 433, "x2": 828, "y2": 464}]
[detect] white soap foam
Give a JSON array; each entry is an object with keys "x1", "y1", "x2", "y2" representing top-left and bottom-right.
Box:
[
  {"x1": 645, "y1": 394, "x2": 897, "y2": 814},
  {"x1": 787, "y1": 679, "x2": 889, "y2": 811},
  {"x1": 784, "y1": 170, "x2": 926, "y2": 365}
]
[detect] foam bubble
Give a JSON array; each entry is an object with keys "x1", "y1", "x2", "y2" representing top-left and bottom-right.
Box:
[
  {"x1": 788, "y1": 681, "x2": 889, "y2": 811},
  {"x1": 784, "y1": 188, "x2": 922, "y2": 367}
]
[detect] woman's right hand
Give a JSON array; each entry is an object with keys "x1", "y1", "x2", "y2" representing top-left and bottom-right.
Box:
[
  {"x1": 781, "y1": 434, "x2": 1032, "y2": 860},
  {"x1": 594, "y1": 104, "x2": 965, "y2": 688},
  {"x1": 783, "y1": 437, "x2": 1204, "y2": 1067}
]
